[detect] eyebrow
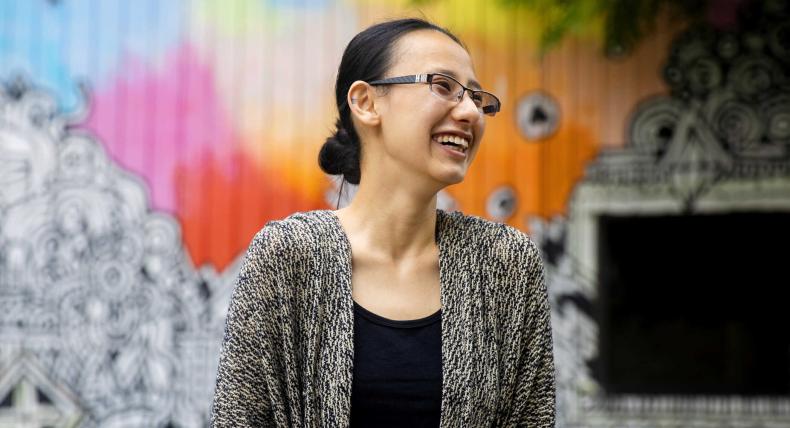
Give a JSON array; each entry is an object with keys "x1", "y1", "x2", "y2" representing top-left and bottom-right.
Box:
[{"x1": 433, "y1": 69, "x2": 482, "y2": 90}]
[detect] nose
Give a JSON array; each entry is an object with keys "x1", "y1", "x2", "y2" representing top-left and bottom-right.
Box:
[{"x1": 451, "y1": 90, "x2": 482, "y2": 124}]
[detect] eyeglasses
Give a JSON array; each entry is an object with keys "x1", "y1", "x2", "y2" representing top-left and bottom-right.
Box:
[{"x1": 367, "y1": 73, "x2": 501, "y2": 116}]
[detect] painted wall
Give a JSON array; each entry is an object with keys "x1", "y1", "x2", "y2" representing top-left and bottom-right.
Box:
[
  {"x1": 8, "y1": 0, "x2": 770, "y2": 426},
  {"x1": 0, "y1": 0, "x2": 687, "y2": 272}
]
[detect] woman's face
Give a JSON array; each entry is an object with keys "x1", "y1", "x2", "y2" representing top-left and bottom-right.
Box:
[{"x1": 368, "y1": 29, "x2": 487, "y2": 188}]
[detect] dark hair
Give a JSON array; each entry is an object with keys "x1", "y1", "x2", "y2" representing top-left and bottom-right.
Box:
[{"x1": 318, "y1": 18, "x2": 463, "y2": 186}]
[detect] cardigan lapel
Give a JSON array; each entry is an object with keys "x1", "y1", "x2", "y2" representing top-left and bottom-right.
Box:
[
  {"x1": 313, "y1": 210, "x2": 355, "y2": 427},
  {"x1": 437, "y1": 210, "x2": 500, "y2": 427},
  {"x1": 437, "y1": 209, "x2": 474, "y2": 427}
]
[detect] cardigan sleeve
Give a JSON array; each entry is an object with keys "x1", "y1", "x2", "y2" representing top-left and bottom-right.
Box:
[
  {"x1": 505, "y1": 231, "x2": 556, "y2": 427},
  {"x1": 211, "y1": 224, "x2": 289, "y2": 427}
]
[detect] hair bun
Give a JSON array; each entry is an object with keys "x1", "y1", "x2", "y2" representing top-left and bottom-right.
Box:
[
  {"x1": 319, "y1": 121, "x2": 361, "y2": 184},
  {"x1": 333, "y1": 125, "x2": 354, "y2": 147}
]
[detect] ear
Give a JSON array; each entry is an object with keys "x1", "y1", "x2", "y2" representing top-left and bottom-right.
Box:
[{"x1": 347, "y1": 80, "x2": 380, "y2": 127}]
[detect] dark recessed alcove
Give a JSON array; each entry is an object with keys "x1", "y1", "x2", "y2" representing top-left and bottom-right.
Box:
[{"x1": 596, "y1": 212, "x2": 790, "y2": 396}]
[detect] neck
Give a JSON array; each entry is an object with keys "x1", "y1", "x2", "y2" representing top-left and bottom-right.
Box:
[{"x1": 336, "y1": 174, "x2": 441, "y2": 262}]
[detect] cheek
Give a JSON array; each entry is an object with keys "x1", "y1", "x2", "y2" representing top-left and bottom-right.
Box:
[
  {"x1": 474, "y1": 121, "x2": 486, "y2": 146},
  {"x1": 390, "y1": 97, "x2": 437, "y2": 132}
]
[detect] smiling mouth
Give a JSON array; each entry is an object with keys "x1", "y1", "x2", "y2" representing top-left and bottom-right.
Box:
[{"x1": 432, "y1": 133, "x2": 470, "y2": 153}]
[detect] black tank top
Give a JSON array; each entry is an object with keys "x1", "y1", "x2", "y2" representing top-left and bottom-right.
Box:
[{"x1": 349, "y1": 301, "x2": 442, "y2": 427}]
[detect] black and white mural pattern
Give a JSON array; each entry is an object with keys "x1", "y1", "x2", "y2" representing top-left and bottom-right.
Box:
[
  {"x1": 586, "y1": 1, "x2": 790, "y2": 208},
  {"x1": 0, "y1": 79, "x2": 239, "y2": 427},
  {"x1": 549, "y1": 1, "x2": 790, "y2": 426}
]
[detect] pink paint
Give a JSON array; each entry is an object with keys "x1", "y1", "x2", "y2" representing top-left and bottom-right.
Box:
[
  {"x1": 84, "y1": 43, "x2": 241, "y2": 213},
  {"x1": 707, "y1": 0, "x2": 749, "y2": 30}
]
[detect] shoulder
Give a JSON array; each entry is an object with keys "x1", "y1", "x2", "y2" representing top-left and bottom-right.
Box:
[
  {"x1": 441, "y1": 211, "x2": 547, "y2": 313},
  {"x1": 244, "y1": 209, "x2": 340, "y2": 263},
  {"x1": 439, "y1": 209, "x2": 541, "y2": 263},
  {"x1": 254, "y1": 209, "x2": 335, "y2": 239}
]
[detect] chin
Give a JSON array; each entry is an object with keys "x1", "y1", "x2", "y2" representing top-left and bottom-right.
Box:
[
  {"x1": 437, "y1": 171, "x2": 466, "y2": 186},
  {"x1": 427, "y1": 163, "x2": 469, "y2": 187}
]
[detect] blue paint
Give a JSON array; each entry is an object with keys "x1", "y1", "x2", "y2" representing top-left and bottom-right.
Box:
[
  {"x1": 265, "y1": 0, "x2": 330, "y2": 9},
  {"x1": 0, "y1": 0, "x2": 185, "y2": 112}
]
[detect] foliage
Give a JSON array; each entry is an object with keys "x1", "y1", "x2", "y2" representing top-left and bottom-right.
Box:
[
  {"x1": 412, "y1": 0, "x2": 709, "y2": 55},
  {"x1": 598, "y1": 0, "x2": 707, "y2": 56}
]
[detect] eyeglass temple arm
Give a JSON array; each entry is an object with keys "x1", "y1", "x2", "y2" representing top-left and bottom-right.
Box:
[
  {"x1": 367, "y1": 74, "x2": 500, "y2": 114},
  {"x1": 368, "y1": 75, "x2": 429, "y2": 85}
]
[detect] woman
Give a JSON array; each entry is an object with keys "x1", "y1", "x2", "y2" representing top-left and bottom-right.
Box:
[{"x1": 212, "y1": 18, "x2": 555, "y2": 427}]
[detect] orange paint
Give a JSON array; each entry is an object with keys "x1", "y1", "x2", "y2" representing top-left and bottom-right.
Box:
[{"x1": 176, "y1": 151, "x2": 325, "y2": 270}]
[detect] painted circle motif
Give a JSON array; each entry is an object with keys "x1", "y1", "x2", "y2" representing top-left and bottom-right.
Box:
[
  {"x1": 717, "y1": 34, "x2": 740, "y2": 59},
  {"x1": 728, "y1": 56, "x2": 785, "y2": 101},
  {"x1": 486, "y1": 186, "x2": 517, "y2": 222},
  {"x1": 687, "y1": 56, "x2": 723, "y2": 95},
  {"x1": 710, "y1": 98, "x2": 763, "y2": 153},
  {"x1": 515, "y1": 92, "x2": 560, "y2": 141},
  {"x1": 629, "y1": 97, "x2": 683, "y2": 158},
  {"x1": 59, "y1": 136, "x2": 105, "y2": 184},
  {"x1": 761, "y1": 94, "x2": 790, "y2": 143}
]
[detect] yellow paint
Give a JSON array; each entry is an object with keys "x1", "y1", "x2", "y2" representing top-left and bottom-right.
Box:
[
  {"x1": 349, "y1": 0, "x2": 604, "y2": 50},
  {"x1": 195, "y1": 0, "x2": 284, "y2": 35}
]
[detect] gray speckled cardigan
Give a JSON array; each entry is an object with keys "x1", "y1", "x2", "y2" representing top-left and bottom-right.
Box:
[{"x1": 211, "y1": 209, "x2": 555, "y2": 427}]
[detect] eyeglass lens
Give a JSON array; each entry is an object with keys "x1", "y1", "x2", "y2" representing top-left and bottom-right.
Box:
[{"x1": 429, "y1": 75, "x2": 498, "y2": 115}]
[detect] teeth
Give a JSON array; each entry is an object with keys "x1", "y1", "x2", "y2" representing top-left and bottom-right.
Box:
[{"x1": 435, "y1": 134, "x2": 469, "y2": 151}]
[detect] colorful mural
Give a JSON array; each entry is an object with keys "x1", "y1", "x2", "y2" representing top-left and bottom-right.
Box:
[
  {"x1": 0, "y1": 0, "x2": 691, "y2": 272},
  {"x1": 1, "y1": 0, "x2": 356, "y2": 271},
  {"x1": 5, "y1": 0, "x2": 783, "y2": 426}
]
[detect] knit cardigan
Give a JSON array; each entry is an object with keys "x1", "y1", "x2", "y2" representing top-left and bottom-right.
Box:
[{"x1": 211, "y1": 209, "x2": 555, "y2": 427}]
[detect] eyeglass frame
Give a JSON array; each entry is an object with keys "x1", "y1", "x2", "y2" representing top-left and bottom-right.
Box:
[{"x1": 366, "y1": 73, "x2": 501, "y2": 116}]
